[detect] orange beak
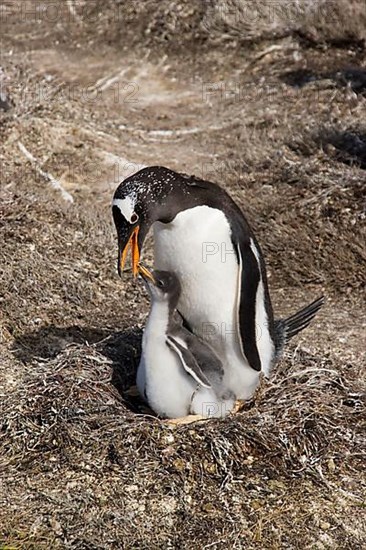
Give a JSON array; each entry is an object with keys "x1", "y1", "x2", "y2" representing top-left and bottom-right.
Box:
[{"x1": 119, "y1": 226, "x2": 140, "y2": 277}]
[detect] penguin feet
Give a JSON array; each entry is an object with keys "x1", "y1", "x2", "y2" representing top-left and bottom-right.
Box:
[
  {"x1": 231, "y1": 399, "x2": 247, "y2": 414},
  {"x1": 165, "y1": 414, "x2": 208, "y2": 427}
]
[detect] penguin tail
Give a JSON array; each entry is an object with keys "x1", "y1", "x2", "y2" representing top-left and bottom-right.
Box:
[
  {"x1": 274, "y1": 296, "x2": 325, "y2": 357},
  {"x1": 282, "y1": 296, "x2": 325, "y2": 343}
]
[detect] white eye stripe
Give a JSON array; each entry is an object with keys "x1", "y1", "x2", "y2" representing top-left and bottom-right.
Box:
[{"x1": 112, "y1": 197, "x2": 136, "y2": 223}]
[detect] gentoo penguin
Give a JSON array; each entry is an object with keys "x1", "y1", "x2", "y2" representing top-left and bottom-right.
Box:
[
  {"x1": 137, "y1": 264, "x2": 235, "y2": 419},
  {"x1": 112, "y1": 166, "x2": 324, "y2": 400}
]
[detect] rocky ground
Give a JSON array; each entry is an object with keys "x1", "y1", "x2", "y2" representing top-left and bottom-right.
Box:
[{"x1": 0, "y1": 1, "x2": 365, "y2": 548}]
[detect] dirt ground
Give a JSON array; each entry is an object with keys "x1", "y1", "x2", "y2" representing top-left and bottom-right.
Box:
[{"x1": 0, "y1": 1, "x2": 365, "y2": 548}]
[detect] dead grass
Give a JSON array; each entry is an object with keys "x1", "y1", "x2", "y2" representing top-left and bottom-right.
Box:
[
  {"x1": 1, "y1": 339, "x2": 365, "y2": 548},
  {"x1": 83, "y1": 0, "x2": 366, "y2": 51},
  {"x1": 5, "y1": 0, "x2": 365, "y2": 55},
  {"x1": 1, "y1": 1, "x2": 366, "y2": 548}
]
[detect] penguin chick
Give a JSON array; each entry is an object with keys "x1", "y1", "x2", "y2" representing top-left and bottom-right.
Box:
[{"x1": 137, "y1": 265, "x2": 235, "y2": 419}]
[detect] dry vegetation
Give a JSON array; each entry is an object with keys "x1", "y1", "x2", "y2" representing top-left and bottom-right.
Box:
[{"x1": 0, "y1": 1, "x2": 365, "y2": 548}]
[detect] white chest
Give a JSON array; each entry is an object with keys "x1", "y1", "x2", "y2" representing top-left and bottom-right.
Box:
[{"x1": 153, "y1": 206, "x2": 239, "y2": 337}]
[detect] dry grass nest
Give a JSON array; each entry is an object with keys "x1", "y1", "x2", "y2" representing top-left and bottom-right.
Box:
[{"x1": 1, "y1": 341, "x2": 365, "y2": 548}]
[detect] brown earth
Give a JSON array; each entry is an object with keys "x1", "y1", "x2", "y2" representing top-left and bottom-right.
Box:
[{"x1": 0, "y1": 1, "x2": 365, "y2": 548}]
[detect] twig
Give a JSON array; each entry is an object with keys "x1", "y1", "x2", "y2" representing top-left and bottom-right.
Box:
[
  {"x1": 17, "y1": 142, "x2": 74, "y2": 203},
  {"x1": 251, "y1": 44, "x2": 294, "y2": 64},
  {"x1": 92, "y1": 68, "x2": 130, "y2": 92}
]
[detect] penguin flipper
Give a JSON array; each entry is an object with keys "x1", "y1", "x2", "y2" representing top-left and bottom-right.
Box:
[
  {"x1": 166, "y1": 335, "x2": 212, "y2": 389},
  {"x1": 181, "y1": 328, "x2": 225, "y2": 385},
  {"x1": 234, "y1": 241, "x2": 262, "y2": 372}
]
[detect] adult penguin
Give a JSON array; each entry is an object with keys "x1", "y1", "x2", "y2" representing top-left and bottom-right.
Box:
[{"x1": 112, "y1": 166, "x2": 323, "y2": 399}]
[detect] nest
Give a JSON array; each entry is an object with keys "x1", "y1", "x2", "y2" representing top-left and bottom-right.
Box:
[{"x1": 1, "y1": 338, "x2": 364, "y2": 548}]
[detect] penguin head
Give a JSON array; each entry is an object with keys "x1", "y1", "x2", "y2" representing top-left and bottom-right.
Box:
[
  {"x1": 138, "y1": 265, "x2": 181, "y2": 310},
  {"x1": 112, "y1": 190, "x2": 144, "y2": 279},
  {"x1": 112, "y1": 166, "x2": 208, "y2": 279},
  {"x1": 112, "y1": 167, "x2": 176, "y2": 278}
]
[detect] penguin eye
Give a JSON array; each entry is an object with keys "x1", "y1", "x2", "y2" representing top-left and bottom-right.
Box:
[
  {"x1": 130, "y1": 212, "x2": 139, "y2": 224},
  {"x1": 156, "y1": 279, "x2": 164, "y2": 289}
]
